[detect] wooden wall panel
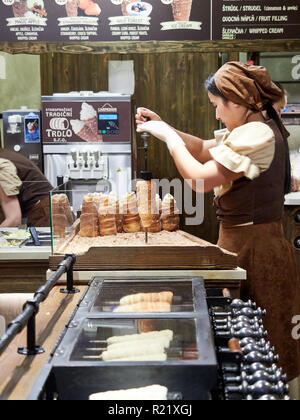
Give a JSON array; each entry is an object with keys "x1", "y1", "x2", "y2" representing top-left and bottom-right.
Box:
[{"x1": 40, "y1": 52, "x2": 220, "y2": 243}]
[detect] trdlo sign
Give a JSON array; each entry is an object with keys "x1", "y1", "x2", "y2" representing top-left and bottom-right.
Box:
[{"x1": 0, "y1": 0, "x2": 299, "y2": 43}]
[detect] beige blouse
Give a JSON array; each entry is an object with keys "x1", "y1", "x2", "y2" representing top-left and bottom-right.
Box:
[
  {"x1": 0, "y1": 158, "x2": 22, "y2": 196},
  {"x1": 209, "y1": 121, "x2": 275, "y2": 197}
]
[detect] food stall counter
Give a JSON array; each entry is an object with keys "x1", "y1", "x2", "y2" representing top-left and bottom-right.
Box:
[
  {"x1": 46, "y1": 268, "x2": 247, "y2": 299},
  {"x1": 0, "y1": 285, "x2": 86, "y2": 401},
  {"x1": 0, "y1": 228, "x2": 51, "y2": 293}
]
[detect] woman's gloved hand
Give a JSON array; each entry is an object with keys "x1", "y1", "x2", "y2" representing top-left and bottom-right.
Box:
[
  {"x1": 136, "y1": 121, "x2": 185, "y2": 153},
  {"x1": 135, "y1": 107, "x2": 162, "y2": 127}
]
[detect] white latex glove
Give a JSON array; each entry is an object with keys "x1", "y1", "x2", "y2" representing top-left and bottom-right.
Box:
[
  {"x1": 137, "y1": 121, "x2": 185, "y2": 153},
  {"x1": 135, "y1": 107, "x2": 161, "y2": 126}
]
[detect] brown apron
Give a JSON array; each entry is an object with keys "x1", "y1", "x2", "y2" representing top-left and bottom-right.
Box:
[
  {"x1": 23, "y1": 196, "x2": 51, "y2": 227},
  {"x1": 0, "y1": 196, "x2": 50, "y2": 227},
  {"x1": 218, "y1": 220, "x2": 300, "y2": 381}
]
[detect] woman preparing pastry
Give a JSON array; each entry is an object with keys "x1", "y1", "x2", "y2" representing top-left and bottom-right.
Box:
[
  {"x1": 136, "y1": 62, "x2": 300, "y2": 382},
  {"x1": 0, "y1": 149, "x2": 53, "y2": 227}
]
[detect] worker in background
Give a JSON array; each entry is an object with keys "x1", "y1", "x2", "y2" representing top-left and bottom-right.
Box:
[
  {"x1": 0, "y1": 149, "x2": 53, "y2": 227},
  {"x1": 272, "y1": 82, "x2": 288, "y2": 117}
]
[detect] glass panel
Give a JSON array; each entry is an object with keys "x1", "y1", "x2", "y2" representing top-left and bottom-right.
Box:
[
  {"x1": 49, "y1": 184, "x2": 197, "y2": 256},
  {"x1": 91, "y1": 280, "x2": 195, "y2": 313},
  {"x1": 50, "y1": 182, "x2": 88, "y2": 254},
  {"x1": 50, "y1": 188, "x2": 74, "y2": 255},
  {"x1": 70, "y1": 318, "x2": 199, "y2": 362}
]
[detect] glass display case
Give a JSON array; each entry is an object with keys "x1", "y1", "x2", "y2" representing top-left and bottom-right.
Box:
[
  {"x1": 29, "y1": 277, "x2": 218, "y2": 400},
  {"x1": 78, "y1": 277, "x2": 207, "y2": 314},
  {"x1": 69, "y1": 318, "x2": 200, "y2": 362},
  {"x1": 48, "y1": 184, "x2": 238, "y2": 273},
  {"x1": 46, "y1": 315, "x2": 216, "y2": 401}
]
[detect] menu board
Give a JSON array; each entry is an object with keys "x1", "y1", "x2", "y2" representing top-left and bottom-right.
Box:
[
  {"x1": 212, "y1": 0, "x2": 300, "y2": 40},
  {"x1": 0, "y1": 0, "x2": 210, "y2": 43},
  {"x1": 0, "y1": 0, "x2": 300, "y2": 43}
]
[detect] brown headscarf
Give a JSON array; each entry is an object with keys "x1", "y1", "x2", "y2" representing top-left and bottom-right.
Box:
[{"x1": 214, "y1": 62, "x2": 283, "y2": 111}]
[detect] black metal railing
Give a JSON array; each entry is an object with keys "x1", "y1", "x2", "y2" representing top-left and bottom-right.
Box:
[{"x1": 0, "y1": 254, "x2": 78, "y2": 357}]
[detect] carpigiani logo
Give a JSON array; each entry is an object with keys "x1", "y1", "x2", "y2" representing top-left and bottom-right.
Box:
[{"x1": 98, "y1": 104, "x2": 118, "y2": 113}]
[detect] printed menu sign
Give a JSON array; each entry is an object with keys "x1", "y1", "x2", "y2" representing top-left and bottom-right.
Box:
[
  {"x1": 0, "y1": 0, "x2": 48, "y2": 41},
  {"x1": 0, "y1": 0, "x2": 102, "y2": 42},
  {"x1": 212, "y1": 0, "x2": 300, "y2": 40},
  {"x1": 0, "y1": 0, "x2": 300, "y2": 42},
  {"x1": 105, "y1": 0, "x2": 207, "y2": 42},
  {"x1": 0, "y1": 0, "x2": 210, "y2": 42}
]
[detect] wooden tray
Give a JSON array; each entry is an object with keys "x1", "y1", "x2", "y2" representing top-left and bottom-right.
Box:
[{"x1": 49, "y1": 231, "x2": 237, "y2": 271}]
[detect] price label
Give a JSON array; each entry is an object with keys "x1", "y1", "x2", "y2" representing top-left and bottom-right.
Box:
[
  {"x1": 161, "y1": 0, "x2": 173, "y2": 4},
  {"x1": 2, "y1": 0, "x2": 14, "y2": 6},
  {"x1": 111, "y1": 0, "x2": 123, "y2": 5},
  {"x1": 55, "y1": 0, "x2": 68, "y2": 5}
]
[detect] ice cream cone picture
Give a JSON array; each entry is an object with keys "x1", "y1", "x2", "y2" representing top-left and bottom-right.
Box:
[
  {"x1": 80, "y1": 102, "x2": 103, "y2": 142},
  {"x1": 12, "y1": 0, "x2": 28, "y2": 17},
  {"x1": 172, "y1": 0, "x2": 193, "y2": 21},
  {"x1": 65, "y1": 0, "x2": 79, "y2": 17},
  {"x1": 70, "y1": 120, "x2": 101, "y2": 143}
]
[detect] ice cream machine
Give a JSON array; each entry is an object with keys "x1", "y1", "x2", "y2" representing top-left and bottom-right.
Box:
[
  {"x1": 2, "y1": 107, "x2": 43, "y2": 172},
  {"x1": 41, "y1": 92, "x2": 135, "y2": 213}
]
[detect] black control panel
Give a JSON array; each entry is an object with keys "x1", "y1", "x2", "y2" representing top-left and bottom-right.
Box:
[{"x1": 98, "y1": 113, "x2": 120, "y2": 135}]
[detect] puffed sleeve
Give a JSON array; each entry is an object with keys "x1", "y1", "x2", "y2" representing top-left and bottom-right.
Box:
[
  {"x1": 0, "y1": 158, "x2": 22, "y2": 196},
  {"x1": 209, "y1": 122, "x2": 275, "y2": 180}
]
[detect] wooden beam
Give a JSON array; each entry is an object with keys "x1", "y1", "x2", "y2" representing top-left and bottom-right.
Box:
[{"x1": 2, "y1": 39, "x2": 300, "y2": 55}]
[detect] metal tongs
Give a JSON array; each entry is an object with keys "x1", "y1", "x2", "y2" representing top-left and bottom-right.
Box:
[
  {"x1": 19, "y1": 226, "x2": 41, "y2": 247},
  {"x1": 29, "y1": 226, "x2": 41, "y2": 246}
]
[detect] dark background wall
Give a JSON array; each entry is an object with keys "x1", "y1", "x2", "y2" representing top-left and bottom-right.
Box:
[{"x1": 40, "y1": 52, "x2": 222, "y2": 243}]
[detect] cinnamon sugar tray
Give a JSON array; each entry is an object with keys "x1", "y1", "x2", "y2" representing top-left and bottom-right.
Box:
[
  {"x1": 49, "y1": 230, "x2": 237, "y2": 271},
  {"x1": 58, "y1": 231, "x2": 198, "y2": 255}
]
